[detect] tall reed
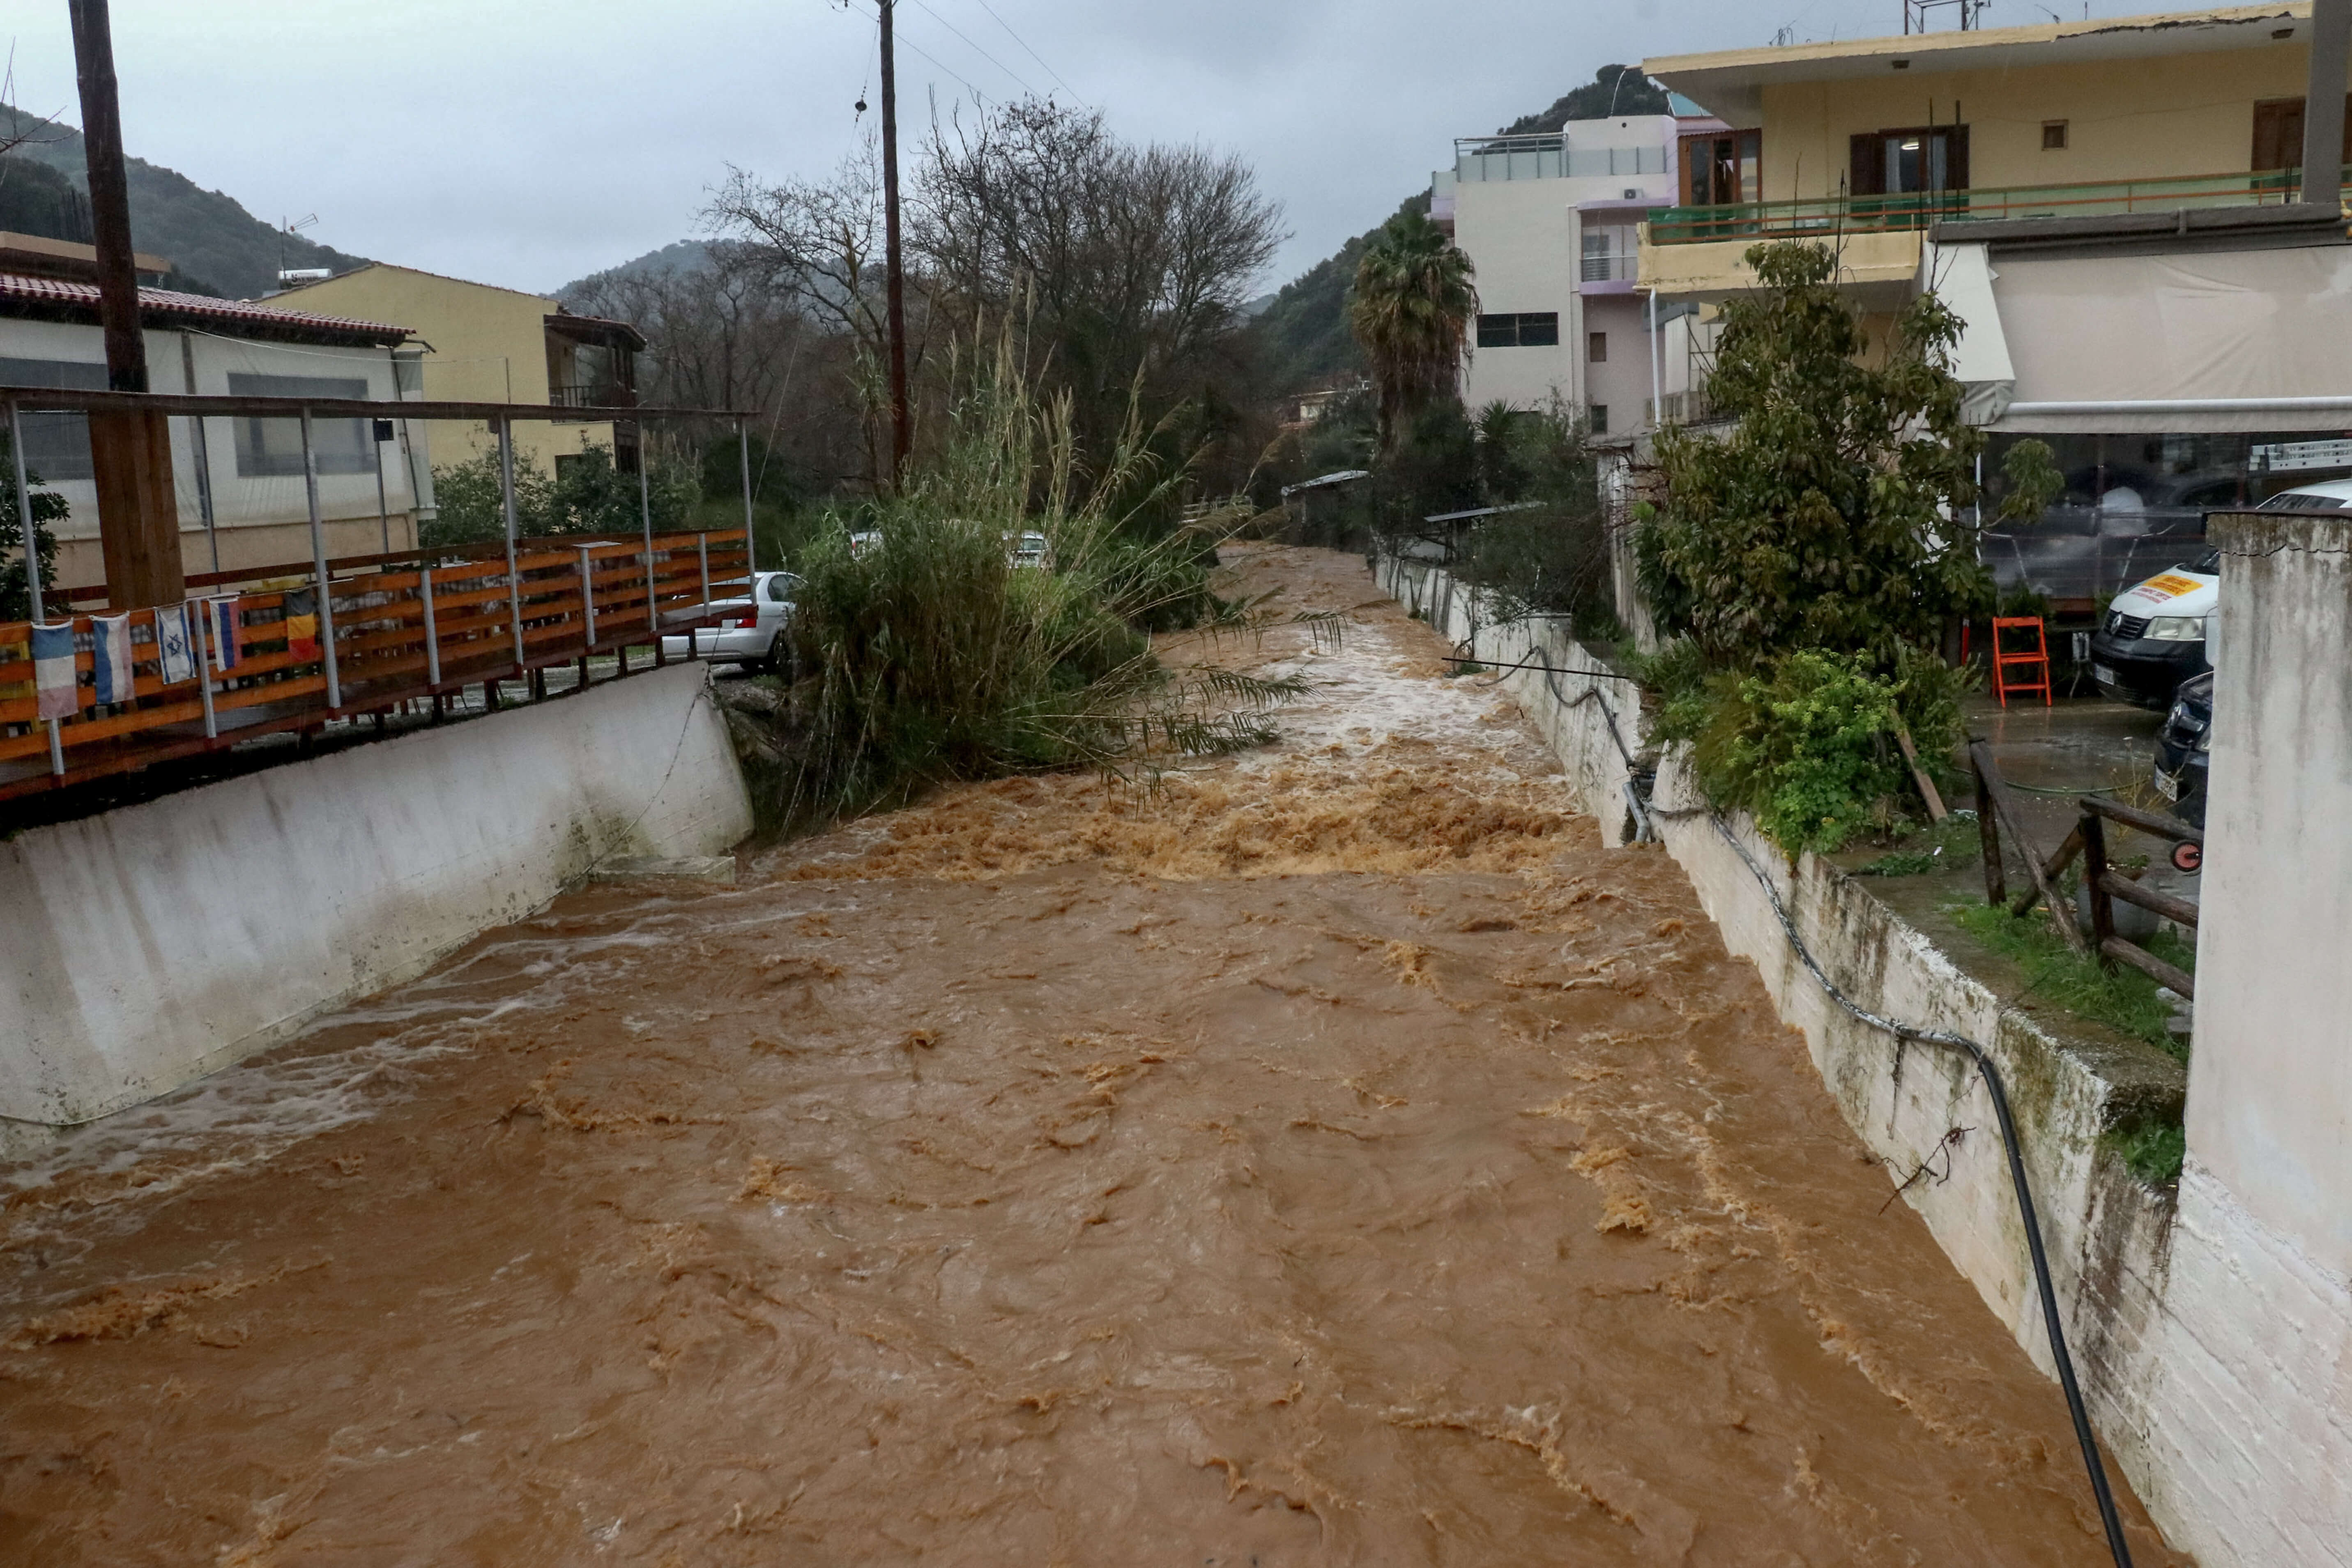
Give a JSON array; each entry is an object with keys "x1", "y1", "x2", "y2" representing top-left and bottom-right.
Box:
[{"x1": 769, "y1": 336, "x2": 1315, "y2": 831}]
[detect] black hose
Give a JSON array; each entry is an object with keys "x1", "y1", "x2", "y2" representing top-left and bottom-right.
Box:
[
  {"x1": 1705, "y1": 817, "x2": 2136, "y2": 1568},
  {"x1": 1454, "y1": 619, "x2": 2137, "y2": 1565}
]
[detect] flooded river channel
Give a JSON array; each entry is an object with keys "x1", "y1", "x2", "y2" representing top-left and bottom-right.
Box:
[{"x1": 0, "y1": 546, "x2": 2182, "y2": 1564}]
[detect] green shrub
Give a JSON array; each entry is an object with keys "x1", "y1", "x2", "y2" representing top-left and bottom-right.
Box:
[
  {"x1": 773, "y1": 339, "x2": 1310, "y2": 829},
  {"x1": 0, "y1": 431, "x2": 64, "y2": 623},
  {"x1": 1690, "y1": 651, "x2": 1908, "y2": 856},
  {"x1": 425, "y1": 440, "x2": 698, "y2": 548}
]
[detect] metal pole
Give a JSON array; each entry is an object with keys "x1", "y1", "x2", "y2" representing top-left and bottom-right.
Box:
[
  {"x1": 880, "y1": 0, "x2": 912, "y2": 485},
  {"x1": 300, "y1": 407, "x2": 341, "y2": 711},
  {"x1": 189, "y1": 602, "x2": 216, "y2": 739},
  {"x1": 7, "y1": 397, "x2": 44, "y2": 624},
  {"x1": 420, "y1": 562, "x2": 441, "y2": 689},
  {"x1": 2304, "y1": 0, "x2": 2351, "y2": 209},
  {"x1": 638, "y1": 423, "x2": 657, "y2": 637},
  {"x1": 578, "y1": 545, "x2": 597, "y2": 650},
  {"x1": 738, "y1": 417, "x2": 755, "y2": 567},
  {"x1": 695, "y1": 532, "x2": 711, "y2": 660},
  {"x1": 499, "y1": 415, "x2": 525, "y2": 674},
  {"x1": 180, "y1": 332, "x2": 220, "y2": 574},
  {"x1": 373, "y1": 421, "x2": 391, "y2": 554},
  {"x1": 1648, "y1": 290, "x2": 1664, "y2": 429}
]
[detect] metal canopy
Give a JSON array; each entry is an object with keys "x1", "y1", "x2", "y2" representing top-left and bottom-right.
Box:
[{"x1": 0, "y1": 387, "x2": 751, "y2": 422}]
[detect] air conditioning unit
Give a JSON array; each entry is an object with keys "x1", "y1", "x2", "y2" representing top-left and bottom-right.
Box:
[{"x1": 277, "y1": 267, "x2": 331, "y2": 283}]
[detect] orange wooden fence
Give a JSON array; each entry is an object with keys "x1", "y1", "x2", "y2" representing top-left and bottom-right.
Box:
[{"x1": 0, "y1": 529, "x2": 751, "y2": 804}]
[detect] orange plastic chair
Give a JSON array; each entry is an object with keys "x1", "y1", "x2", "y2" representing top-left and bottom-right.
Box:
[{"x1": 1991, "y1": 617, "x2": 2053, "y2": 708}]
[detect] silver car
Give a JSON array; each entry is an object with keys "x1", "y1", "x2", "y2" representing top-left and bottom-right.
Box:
[{"x1": 661, "y1": 570, "x2": 801, "y2": 670}]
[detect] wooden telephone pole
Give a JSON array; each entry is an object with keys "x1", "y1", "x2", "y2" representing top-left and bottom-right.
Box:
[
  {"x1": 69, "y1": 0, "x2": 184, "y2": 609},
  {"x1": 878, "y1": 0, "x2": 911, "y2": 486}
]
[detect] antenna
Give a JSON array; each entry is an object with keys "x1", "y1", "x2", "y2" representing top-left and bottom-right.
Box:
[
  {"x1": 1904, "y1": 0, "x2": 1987, "y2": 31},
  {"x1": 277, "y1": 212, "x2": 319, "y2": 283}
]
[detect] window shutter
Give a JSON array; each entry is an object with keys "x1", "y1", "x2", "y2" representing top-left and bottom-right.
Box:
[{"x1": 1850, "y1": 133, "x2": 1882, "y2": 196}]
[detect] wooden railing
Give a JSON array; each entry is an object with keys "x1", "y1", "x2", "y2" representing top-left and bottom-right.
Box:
[
  {"x1": 0, "y1": 528, "x2": 750, "y2": 804},
  {"x1": 1971, "y1": 741, "x2": 2202, "y2": 998}
]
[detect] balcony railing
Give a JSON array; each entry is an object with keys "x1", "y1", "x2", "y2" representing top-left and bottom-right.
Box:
[
  {"x1": 0, "y1": 529, "x2": 749, "y2": 804},
  {"x1": 548, "y1": 382, "x2": 637, "y2": 409},
  {"x1": 1647, "y1": 166, "x2": 2335, "y2": 245}
]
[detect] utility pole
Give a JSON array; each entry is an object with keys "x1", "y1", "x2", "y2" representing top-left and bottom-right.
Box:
[
  {"x1": 69, "y1": 0, "x2": 183, "y2": 608},
  {"x1": 879, "y1": 0, "x2": 912, "y2": 487},
  {"x1": 2304, "y1": 0, "x2": 2351, "y2": 209}
]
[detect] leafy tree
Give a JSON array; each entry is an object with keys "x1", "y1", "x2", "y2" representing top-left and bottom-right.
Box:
[
  {"x1": 1635, "y1": 240, "x2": 2060, "y2": 854},
  {"x1": 1348, "y1": 211, "x2": 1476, "y2": 453},
  {"x1": 1638, "y1": 240, "x2": 2057, "y2": 669},
  {"x1": 424, "y1": 442, "x2": 697, "y2": 549},
  {"x1": 0, "y1": 429, "x2": 64, "y2": 623},
  {"x1": 1458, "y1": 400, "x2": 1615, "y2": 631}
]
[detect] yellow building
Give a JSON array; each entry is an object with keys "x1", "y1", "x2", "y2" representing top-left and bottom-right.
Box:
[
  {"x1": 1640, "y1": 5, "x2": 2352, "y2": 299},
  {"x1": 265, "y1": 263, "x2": 644, "y2": 486}
]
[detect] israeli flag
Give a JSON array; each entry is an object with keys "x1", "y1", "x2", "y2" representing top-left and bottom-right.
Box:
[
  {"x1": 207, "y1": 597, "x2": 242, "y2": 672},
  {"x1": 90, "y1": 613, "x2": 134, "y2": 706},
  {"x1": 31, "y1": 622, "x2": 78, "y2": 720},
  {"x1": 155, "y1": 603, "x2": 199, "y2": 686}
]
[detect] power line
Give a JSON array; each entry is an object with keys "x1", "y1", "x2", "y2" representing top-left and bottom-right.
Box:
[
  {"x1": 841, "y1": 0, "x2": 992, "y2": 104},
  {"x1": 908, "y1": 0, "x2": 1037, "y2": 97},
  {"x1": 968, "y1": 0, "x2": 1082, "y2": 101}
]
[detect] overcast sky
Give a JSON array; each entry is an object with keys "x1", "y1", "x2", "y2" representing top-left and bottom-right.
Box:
[{"x1": 8, "y1": 0, "x2": 2167, "y2": 296}]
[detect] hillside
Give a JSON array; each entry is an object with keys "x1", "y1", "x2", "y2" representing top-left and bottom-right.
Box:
[
  {"x1": 555, "y1": 239, "x2": 715, "y2": 304},
  {"x1": 0, "y1": 110, "x2": 364, "y2": 297}
]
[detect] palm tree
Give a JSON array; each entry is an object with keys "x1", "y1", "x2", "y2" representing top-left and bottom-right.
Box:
[{"x1": 1348, "y1": 211, "x2": 1477, "y2": 452}]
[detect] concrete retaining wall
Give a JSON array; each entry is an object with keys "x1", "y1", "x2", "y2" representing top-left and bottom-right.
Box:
[
  {"x1": 2135, "y1": 513, "x2": 2352, "y2": 1567},
  {"x1": 0, "y1": 663, "x2": 752, "y2": 1129},
  {"x1": 1379, "y1": 553, "x2": 2211, "y2": 1555}
]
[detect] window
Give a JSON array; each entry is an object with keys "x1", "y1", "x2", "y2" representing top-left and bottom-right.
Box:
[
  {"x1": 1580, "y1": 224, "x2": 1639, "y2": 283},
  {"x1": 227, "y1": 372, "x2": 372, "y2": 477},
  {"x1": 2252, "y1": 95, "x2": 2352, "y2": 172},
  {"x1": 1475, "y1": 312, "x2": 1560, "y2": 349},
  {"x1": 1848, "y1": 125, "x2": 1969, "y2": 196},
  {"x1": 1590, "y1": 405, "x2": 1609, "y2": 435},
  {"x1": 1588, "y1": 332, "x2": 1608, "y2": 364},
  {"x1": 1680, "y1": 129, "x2": 1761, "y2": 206},
  {"x1": 2042, "y1": 121, "x2": 2069, "y2": 150},
  {"x1": 0, "y1": 357, "x2": 109, "y2": 483}
]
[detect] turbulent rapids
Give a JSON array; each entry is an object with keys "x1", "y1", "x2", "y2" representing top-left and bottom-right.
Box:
[{"x1": 0, "y1": 545, "x2": 2182, "y2": 1564}]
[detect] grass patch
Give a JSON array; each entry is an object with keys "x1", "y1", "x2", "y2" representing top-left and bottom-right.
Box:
[
  {"x1": 1850, "y1": 811, "x2": 1983, "y2": 877},
  {"x1": 1947, "y1": 902, "x2": 2193, "y2": 1060},
  {"x1": 1443, "y1": 661, "x2": 1489, "y2": 679},
  {"x1": 2107, "y1": 1119, "x2": 2187, "y2": 1188},
  {"x1": 1949, "y1": 901, "x2": 2194, "y2": 1190}
]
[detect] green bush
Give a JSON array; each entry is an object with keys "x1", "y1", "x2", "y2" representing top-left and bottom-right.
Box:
[
  {"x1": 0, "y1": 431, "x2": 64, "y2": 622},
  {"x1": 424, "y1": 440, "x2": 699, "y2": 548},
  {"x1": 1689, "y1": 651, "x2": 1907, "y2": 855},
  {"x1": 773, "y1": 340, "x2": 1307, "y2": 829}
]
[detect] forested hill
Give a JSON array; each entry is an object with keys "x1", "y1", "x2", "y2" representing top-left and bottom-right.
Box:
[
  {"x1": 1251, "y1": 66, "x2": 1666, "y2": 395},
  {"x1": 0, "y1": 110, "x2": 364, "y2": 298}
]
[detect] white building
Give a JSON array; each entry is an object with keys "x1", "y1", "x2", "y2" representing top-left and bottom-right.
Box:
[
  {"x1": 0, "y1": 234, "x2": 429, "y2": 590},
  {"x1": 1432, "y1": 99, "x2": 1723, "y2": 435}
]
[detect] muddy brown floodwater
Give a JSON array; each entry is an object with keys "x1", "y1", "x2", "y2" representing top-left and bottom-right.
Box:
[{"x1": 0, "y1": 544, "x2": 2187, "y2": 1566}]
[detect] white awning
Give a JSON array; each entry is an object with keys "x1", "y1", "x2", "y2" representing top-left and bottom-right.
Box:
[
  {"x1": 1981, "y1": 244, "x2": 2352, "y2": 434},
  {"x1": 1922, "y1": 242, "x2": 2015, "y2": 426}
]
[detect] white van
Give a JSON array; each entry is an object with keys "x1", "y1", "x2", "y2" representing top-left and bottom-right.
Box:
[{"x1": 2088, "y1": 477, "x2": 2352, "y2": 707}]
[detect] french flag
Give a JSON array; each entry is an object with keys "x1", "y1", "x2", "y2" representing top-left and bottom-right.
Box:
[{"x1": 31, "y1": 622, "x2": 78, "y2": 720}]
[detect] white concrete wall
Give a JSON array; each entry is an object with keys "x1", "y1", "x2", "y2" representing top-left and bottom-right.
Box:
[
  {"x1": 1380, "y1": 550, "x2": 2207, "y2": 1556},
  {"x1": 2137, "y1": 512, "x2": 2352, "y2": 1567},
  {"x1": 0, "y1": 663, "x2": 751, "y2": 1128}
]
